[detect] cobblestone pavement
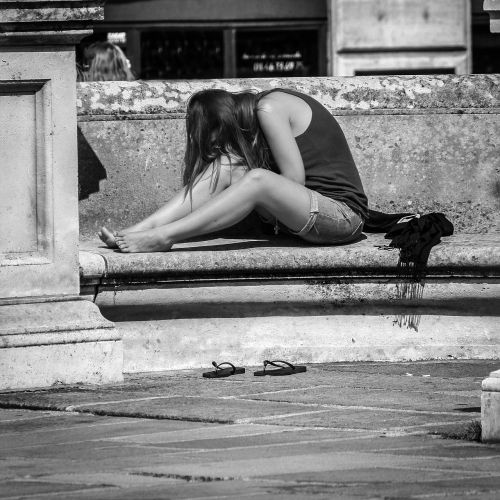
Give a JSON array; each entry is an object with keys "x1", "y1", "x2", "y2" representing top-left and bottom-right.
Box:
[{"x1": 1, "y1": 361, "x2": 499, "y2": 499}]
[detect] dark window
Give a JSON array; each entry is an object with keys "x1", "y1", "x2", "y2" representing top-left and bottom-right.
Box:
[
  {"x1": 472, "y1": 15, "x2": 500, "y2": 73},
  {"x1": 141, "y1": 30, "x2": 224, "y2": 79},
  {"x1": 236, "y1": 29, "x2": 319, "y2": 78}
]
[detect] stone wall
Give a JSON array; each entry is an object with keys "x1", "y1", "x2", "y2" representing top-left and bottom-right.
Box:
[{"x1": 77, "y1": 75, "x2": 500, "y2": 239}]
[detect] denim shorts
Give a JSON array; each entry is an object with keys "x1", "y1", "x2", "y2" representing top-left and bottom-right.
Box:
[{"x1": 288, "y1": 190, "x2": 364, "y2": 244}]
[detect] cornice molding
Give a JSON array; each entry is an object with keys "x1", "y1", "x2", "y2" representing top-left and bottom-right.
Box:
[{"x1": 0, "y1": 0, "x2": 104, "y2": 45}]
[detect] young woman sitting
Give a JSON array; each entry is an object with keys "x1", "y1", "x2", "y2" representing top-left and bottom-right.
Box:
[{"x1": 99, "y1": 88, "x2": 368, "y2": 253}]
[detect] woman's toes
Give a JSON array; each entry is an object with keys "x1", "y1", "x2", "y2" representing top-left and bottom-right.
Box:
[{"x1": 98, "y1": 226, "x2": 119, "y2": 248}]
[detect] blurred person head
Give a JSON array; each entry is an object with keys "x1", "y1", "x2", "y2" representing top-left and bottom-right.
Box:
[
  {"x1": 84, "y1": 42, "x2": 135, "y2": 82},
  {"x1": 183, "y1": 89, "x2": 270, "y2": 195}
]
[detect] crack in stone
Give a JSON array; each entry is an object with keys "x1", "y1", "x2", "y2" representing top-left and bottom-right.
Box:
[{"x1": 130, "y1": 471, "x2": 237, "y2": 482}]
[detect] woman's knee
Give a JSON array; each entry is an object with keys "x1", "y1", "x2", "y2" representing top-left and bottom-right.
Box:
[
  {"x1": 242, "y1": 168, "x2": 272, "y2": 186},
  {"x1": 239, "y1": 168, "x2": 272, "y2": 199}
]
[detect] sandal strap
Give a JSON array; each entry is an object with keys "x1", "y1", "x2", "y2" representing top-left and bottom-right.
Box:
[
  {"x1": 263, "y1": 360, "x2": 295, "y2": 372},
  {"x1": 212, "y1": 361, "x2": 236, "y2": 374}
]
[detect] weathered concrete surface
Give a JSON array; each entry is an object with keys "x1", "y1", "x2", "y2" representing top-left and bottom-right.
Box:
[
  {"x1": 103, "y1": 291, "x2": 499, "y2": 372},
  {"x1": 77, "y1": 75, "x2": 500, "y2": 237},
  {"x1": 482, "y1": 369, "x2": 500, "y2": 442},
  {"x1": 0, "y1": 361, "x2": 499, "y2": 499}
]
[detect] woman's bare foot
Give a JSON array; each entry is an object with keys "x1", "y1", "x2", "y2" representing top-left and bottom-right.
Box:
[
  {"x1": 98, "y1": 226, "x2": 119, "y2": 249},
  {"x1": 115, "y1": 228, "x2": 173, "y2": 253}
]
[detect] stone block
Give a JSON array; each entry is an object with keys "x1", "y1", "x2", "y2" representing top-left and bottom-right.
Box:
[
  {"x1": 0, "y1": 50, "x2": 80, "y2": 299},
  {"x1": 334, "y1": 0, "x2": 469, "y2": 50},
  {"x1": 329, "y1": 0, "x2": 471, "y2": 75},
  {"x1": 0, "y1": 300, "x2": 123, "y2": 390}
]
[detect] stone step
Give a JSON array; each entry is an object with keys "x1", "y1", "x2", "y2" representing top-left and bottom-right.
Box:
[{"x1": 91, "y1": 282, "x2": 500, "y2": 373}]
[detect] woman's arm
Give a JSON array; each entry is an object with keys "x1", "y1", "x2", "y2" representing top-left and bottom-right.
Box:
[
  {"x1": 99, "y1": 157, "x2": 245, "y2": 247},
  {"x1": 120, "y1": 157, "x2": 243, "y2": 233},
  {"x1": 257, "y1": 94, "x2": 306, "y2": 185}
]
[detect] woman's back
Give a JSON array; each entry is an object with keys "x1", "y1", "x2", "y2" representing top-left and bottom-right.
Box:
[{"x1": 259, "y1": 89, "x2": 368, "y2": 218}]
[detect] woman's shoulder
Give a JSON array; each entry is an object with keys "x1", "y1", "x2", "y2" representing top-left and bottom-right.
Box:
[
  {"x1": 257, "y1": 90, "x2": 288, "y2": 114},
  {"x1": 258, "y1": 88, "x2": 306, "y2": 109}
]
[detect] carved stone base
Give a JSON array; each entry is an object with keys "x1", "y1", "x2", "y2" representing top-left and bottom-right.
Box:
[
  {"x1": 0, "y1": 298, "x2": 123, "y2": 390},
  {"x1": 482, "y1": 369, "x2": 500, "y2": 443}
]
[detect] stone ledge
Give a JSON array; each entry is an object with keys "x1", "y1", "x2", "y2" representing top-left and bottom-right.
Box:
[
  {"x1": 0, "y1": 0, "x2": 104, "y2": 45},
  {"x1": 76, "y1": 75, "x2": 500, "y2": 119},
  {"x1": 79, "y1": 233, "x2": 500, "y2": 288}
]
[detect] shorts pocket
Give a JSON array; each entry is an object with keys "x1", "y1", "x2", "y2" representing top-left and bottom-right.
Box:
[{"x1": 300, "y1": 201, "x2": 363, "y2": 245}]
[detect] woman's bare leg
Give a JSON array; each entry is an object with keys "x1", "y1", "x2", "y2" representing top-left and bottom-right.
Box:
[
  {"x1": 115, "y1": 168, "x2": 312, "y2": 252},
  {"x1": 98, "y1": 161, "x2": 246, "y2": 248}
]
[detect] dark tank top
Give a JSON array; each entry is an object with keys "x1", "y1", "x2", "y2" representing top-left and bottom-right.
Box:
[{"x1": 259, "y1": 88, "x2": 368, "y2": 218}]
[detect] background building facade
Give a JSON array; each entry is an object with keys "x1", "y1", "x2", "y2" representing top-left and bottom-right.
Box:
[{"x1": 81, "y1": 0, "x2": 499, "y2": 79}]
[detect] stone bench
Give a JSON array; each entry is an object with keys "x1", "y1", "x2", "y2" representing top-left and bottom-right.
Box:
[
  {"x1": 80, "y1": 233, "x2": 499, "y2": 291},
  {"x1": 77, "y1": 75, "x2": 500, "y2": 372},
  {"x1": 78, "y1": 231, "x2": 500, "y2": 372}
]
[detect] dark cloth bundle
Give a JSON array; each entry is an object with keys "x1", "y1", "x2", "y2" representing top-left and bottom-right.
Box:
[
  {"x1": 365, "y1": 209, "x2": 454, "y2": 330},
  {"x1": 383, "y1": 212, "x2": 454, "y2": 282},
  {"x1": 366, "y1": 209, "x2": 454, "y2": 282},
  {"x1": 366, "y1": 209, "x2": 453, "y2": 281}
]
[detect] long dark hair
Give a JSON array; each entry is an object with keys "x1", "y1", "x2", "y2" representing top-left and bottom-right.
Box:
[{"x1": 183, "y1": 89, "x2": 270, "y2": 196}]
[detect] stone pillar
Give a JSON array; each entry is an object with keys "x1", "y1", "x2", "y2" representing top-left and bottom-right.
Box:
[
  {"x1": 0, "y1": 1, "x2": 123, "y2": 389},
  {"x1": 482, "y1": 370, "x2": 500, "y2": 442},
  {"x1": 481, "y1": 0, "x2": 500, "y2": 444},
  {"x1": 484, "y1": 0, "x2": 500, "y2": 32}
]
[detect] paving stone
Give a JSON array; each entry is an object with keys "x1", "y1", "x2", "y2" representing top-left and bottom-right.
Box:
[
  {"x1": 0, "y1": 363, "x2": 488, "y2": 422},
  {"x1": 58, "y1": 479, "x2": 324, "y2": 500},
  {"x1": 243, "y1": 385, "x2": 480, "y2": 413},
  {"x1": 248, "y1": 407, "x2": 473, "y2": 430},
  {"x1": 141, "y1": 428, "x2": 375, "y2": 450},
  {"x1": 263, "y1": 475, "x2": 500, "y2": 500},
  {"x1": 317, "y1": 360, "x2": 500, "y2": 378},
  {"x1": 71, "y1": 436, "x2": 421, "y2": 472},
  {"x1": 0, "y1": 480, "x2": 111, "y2": 498},
  {"x1": 30, "y1": 471, "x2": 183, "y2": 488},
  {"x1": 128, "y1": 450, "x2": 455, "y2": 478},
  {"x1": 0, "y1": 441, "x2": 182, "y2": 462},
  {"x1": 134, "y1": 450, "x2": 500, "y2": 480},
  {"x1": 0, "y1": 414, "x2": 217, "y2": 451},
  {"x1": 106, "y1": 423, "x2": 306, "y2": 445},
  {"x1": 1, "y1": 361, "x2": 500, "y2": 499},
  {"x1": 374, "y1": 443, "x2": 500, "y2": 459},
  {"x1": 71, "y1": 397, "x2": 327, "y2": 423},
  {"x1": 267, "y1": 465, "x2": 481, "y2": 485}
]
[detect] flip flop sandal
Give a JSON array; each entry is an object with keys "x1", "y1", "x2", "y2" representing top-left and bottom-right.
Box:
[
  {"x1": 202, "y1": 361, "x2": 245, "y2": 378},
  {"x1": 254, "y1": 360, "x2": 307, "y2": 376}
]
